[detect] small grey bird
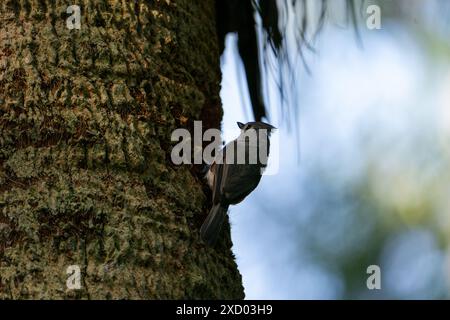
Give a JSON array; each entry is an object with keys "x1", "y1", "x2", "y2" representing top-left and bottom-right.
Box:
[{"x1": 200, "y1": 121, "x2": 276, "y2": 246}]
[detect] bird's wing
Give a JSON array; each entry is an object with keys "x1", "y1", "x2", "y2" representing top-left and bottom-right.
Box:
[
  {"x1": 223, "y1": 164, "x2": 262, "y2": 204},
  {"x1": 211, "y1": 162, "x2": 223, "y2": 206}
]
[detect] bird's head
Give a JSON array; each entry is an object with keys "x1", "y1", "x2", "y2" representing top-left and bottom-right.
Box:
[{"x1": 237, "y1": 121, "x2": 276, "y2": 134}]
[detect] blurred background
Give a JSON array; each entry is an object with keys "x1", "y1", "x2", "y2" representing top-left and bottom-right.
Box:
[{"x1": 219, "y1": 0, "x2": 450, "y2": 299}]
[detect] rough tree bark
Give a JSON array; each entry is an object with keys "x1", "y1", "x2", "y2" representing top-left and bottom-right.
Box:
[{"x1": 0, "y1": 0, "x2": 244, "y2": 299}]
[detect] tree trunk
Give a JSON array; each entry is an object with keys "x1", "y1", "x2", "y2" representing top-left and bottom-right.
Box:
[{"x1": 0, "y1": 0, "x2": 243, "y2": 299}]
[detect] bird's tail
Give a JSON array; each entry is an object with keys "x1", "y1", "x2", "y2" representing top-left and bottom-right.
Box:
[{"x1": 200, "y1": 204, "x2": 228, "y2": 246}]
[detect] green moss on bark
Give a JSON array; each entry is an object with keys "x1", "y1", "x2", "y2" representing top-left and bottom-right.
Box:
[{"x1": 0, "y1": 0, "x2": 242, "y2": 299}]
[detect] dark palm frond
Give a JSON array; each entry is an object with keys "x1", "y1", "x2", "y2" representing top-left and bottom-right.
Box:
[
  {"x1": 257, "y1": 0, "x2": 283, "y2": 53},
  {"x1": 216, "y1": 0, "x2": 359, "y2": 124},
  {"x1": 216, "y1": 0, "x2": 266, "y2": 121}
]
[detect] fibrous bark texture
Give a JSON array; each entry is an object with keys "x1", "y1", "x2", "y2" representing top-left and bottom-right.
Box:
[{"x1": 0, "y1": 0, "x2": 243, "y2": 299}]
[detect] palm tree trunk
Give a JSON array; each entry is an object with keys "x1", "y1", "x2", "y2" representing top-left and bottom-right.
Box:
[{"x1": 0, "y1": 0, "x2": 243, "y2": 299}]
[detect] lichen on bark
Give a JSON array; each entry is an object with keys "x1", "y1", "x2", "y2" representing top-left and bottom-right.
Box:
[{"x1": 0, "y1": 0, "x2": 243, "y2": 299}]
